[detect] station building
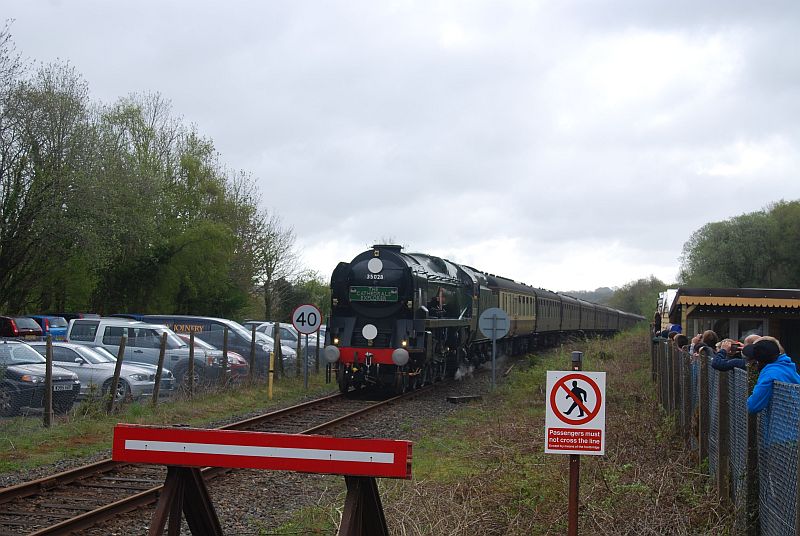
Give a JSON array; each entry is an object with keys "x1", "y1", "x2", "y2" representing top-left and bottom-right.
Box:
[{"x1": 667, "y1": 288, "x2": 800, "y2": 360}]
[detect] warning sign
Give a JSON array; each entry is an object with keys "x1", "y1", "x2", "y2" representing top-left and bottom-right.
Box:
[{"x1": 544, "y1": 371, "x2": 606, "y2": 455}]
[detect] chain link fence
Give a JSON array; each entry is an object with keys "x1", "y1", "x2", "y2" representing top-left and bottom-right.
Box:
[{"x1": 651, "y1": 336, "x2": 800, "y2": 535}]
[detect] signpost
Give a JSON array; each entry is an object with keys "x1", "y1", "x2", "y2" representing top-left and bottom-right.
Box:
[
  {"x1": 544, "y1": 351, "x2": 606, "y2": 536},
  {"x1": 478, "y1": 307, "x2": 509, "y2": 389},
  {"x1": 292, "y1": 304, "x2": 323, "y2": 389}
]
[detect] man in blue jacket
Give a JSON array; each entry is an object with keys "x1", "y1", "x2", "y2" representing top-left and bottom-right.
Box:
[{"x1": 745, "y1": 339, "x2": 800, "y2": 413}]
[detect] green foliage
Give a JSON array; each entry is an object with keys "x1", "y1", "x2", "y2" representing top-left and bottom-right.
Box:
[
  {"x1": 607, "y1": 276, "x2": 668, "y2": 317},
  {"x1": 679, "y1": 199, "x2": 800, "y2": 288},
  {"x1": 0, "y1": 29, "x2": 299, "y2": 318}
]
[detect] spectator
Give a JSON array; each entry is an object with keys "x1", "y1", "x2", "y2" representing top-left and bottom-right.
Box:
[
  {"x1": 759, "y1": 335, "x2": 785, "y2": 354},
  {"x1": 674, "y1": 334, "x2": 689, "y2": 350},
  {"x1": 743, "y1": 334, "x2": 761, "y2": 345},
  {"x1": 711, "y1": 338, "x2": 746, "y2": 371},
  {"x1": 692, "y1": 330, "x2": 719, "y2": 362},
  {"x1": 744, "y1": 339, "x2": 800, "y2": 413}
]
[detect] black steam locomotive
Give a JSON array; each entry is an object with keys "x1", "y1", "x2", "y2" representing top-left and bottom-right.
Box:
[{"x1": 323, "y1": 245, "x2": 642, "y2": 393}]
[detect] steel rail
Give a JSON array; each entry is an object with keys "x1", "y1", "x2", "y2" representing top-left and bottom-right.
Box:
[{"x1": 3, "y1": 386, "x2": 432, "y2": 535}]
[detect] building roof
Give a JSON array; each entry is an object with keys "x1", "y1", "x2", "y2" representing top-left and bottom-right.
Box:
[{"x1": 668, "y1": 288, "x2": 800, "y2": 323}]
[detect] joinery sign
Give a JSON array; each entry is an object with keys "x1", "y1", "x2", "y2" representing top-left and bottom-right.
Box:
[{"x1": 544, "y1": 371, "x2": 606, "y2": 455}]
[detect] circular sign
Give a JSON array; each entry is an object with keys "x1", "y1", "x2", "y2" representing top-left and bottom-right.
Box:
[
  {"x1": 478, "y1": 307, "x2": 509, "y2": 340},
  {"x1": 367, "y1": 258, "x2": 383, "y2": 274},
  {"x1": 362, "y1": 324, "x2": 378, "y2": 340},
  {"x1": 291, "y1": 304, "x2": 322, "y2": 334},
  {"x1": 549, "y1": 373, "x2": 602, "y2": 426}
]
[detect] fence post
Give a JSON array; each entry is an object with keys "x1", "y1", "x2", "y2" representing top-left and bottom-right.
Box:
[
  {"x1": 43, "y1": 335, "x2": 53, "y2": 428},
  {"x1": 152, "y1": 333, "x2": 167, "y2": 406},
  {"x1": 682, "y1": 350, "x2": 692, "y2": 447},
  {"x1": 222, "y1": 328, "x2": 229, "y2": 386},
  {"x1": 107, "y1": 336, "x2": 127, "y2": 414},
  {"x1": 249, "y1": 325, "x2": 256, "y2": 383},
  {"x1": 745, "y1": 362, "x2": 759, "y2": 535},
  {"x1": 672, "y1": 343, "x2": 681, "y2": 419},
  {"x1": 716, "y1": 369, "x2": 730, "y2": 503},
  {"x1": 188, "y1": 332, "x2": 195, "y2": 398},
  {"x1": 698, "y1": 350, "x2": 709, "y2": 466}
]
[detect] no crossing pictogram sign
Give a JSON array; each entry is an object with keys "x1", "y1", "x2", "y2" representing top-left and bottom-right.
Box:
[
  {"x1": 550, "y1": 373, "x2": 603, "y2": 426},
  {"x1": 544, "y1": 371, "x2": 606, "y2": 456}
]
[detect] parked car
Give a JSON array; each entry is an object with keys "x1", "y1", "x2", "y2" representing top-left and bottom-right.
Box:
[
  {"x1": 0, "y1": 316, "x2": 43, "y2": 340},
  {"x1": 47, "y1": 313, "x2": 100, "y2": 322},
  {"x1": 87, "y1": 345, "x2": 176, "y2": 395},
  {"x1": 27, "y1": 342, "x2": 173, "y2": 400},
  {"x1": 137, "y1": 315, "x2": 295, "y2": 374},
  {"x1": 66, "y1": 318, "x2": 223, "y2": 388},
  {"x1": 175, "y1": 333, "x2": 250, "y2": 381},
  {"x1": 0, "y1": 340, "x2": 80, "y2": 416},
  {"x1": 27, "y1": 315, "x2": 69, "y2": 341},
  {"x1": 258, "y1": 321, "x2": 319, "y2": 363}
]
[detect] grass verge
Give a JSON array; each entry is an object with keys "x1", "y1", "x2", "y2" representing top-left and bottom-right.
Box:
[
  {"x1": 0, "y1": 373, "x2": 336, "y2": 473},
  {"x1": 274, "y1": 327, "x2": 734, "y2": 535}
]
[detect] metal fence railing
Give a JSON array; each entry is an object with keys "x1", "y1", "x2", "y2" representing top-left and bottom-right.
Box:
[{"x1": 651, "y1": 336, "x2": 800, "y2": 535}]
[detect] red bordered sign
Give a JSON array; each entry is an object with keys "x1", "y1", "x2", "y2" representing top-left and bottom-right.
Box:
[{"x1": 544, "y1": 371, "x2": 606, "y2": 455}]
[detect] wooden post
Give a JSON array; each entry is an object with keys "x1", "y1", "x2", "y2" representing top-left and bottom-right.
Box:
[
  {"x1": 188, "y1": 332, "x2": 195, "y2": 398},
  {"x1": 249, "y1": 325, "x2": 256, "y2": 383},
  {"x1": 716, "y1": 369, "x2": 731, "y2": 504},
  {"x1": 152, "y1": 333, "x2": 167, "y2": 405},
  {"x1": 745, "y1": 362, "x2": 759, "y2": 535},
  {"x1": 148, "y1": 466, "x2": 223, "y2": 536},
  {"x1": 107, "y1": 336, "x2": 127, "y2": 414},
  {"x1": 43, "y1": 335, "x2": 53, "y2": 428},
  {"x1": 268, "y1": 351, "x2": 274, "y2": 400},
  {"x1": 295, "y1": 333, "x2": 302, "y2": 378},
  {"x1": 682, "y1": 350, "x2": 692, "y2": 448},
  {"x1": 273, "y1": 325, "x2": 283, "y2": 377},
  {"x1": 338, "y1": 476, "x2": 389, "y2": 536},
  {"x1": 315, "y1": 332, "x2": 320, "y2": 374},
  {"x1": 222, "y1": 328, "x2": 229, "y2": 386},
  {"x1": 568, "y1": 350, "x2": 582, "y2": 536},
  {"x1": 698, "y1": 349, "x2": 709, "y2": 466}
]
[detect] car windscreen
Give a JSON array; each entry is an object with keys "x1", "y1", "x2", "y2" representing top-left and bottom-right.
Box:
[
  {"x1": 12, "y1": 317, "x2": 41, "y2": 330},
  {"x1": 48, "y1": 317, "x2": 68, "y2": 328},
  {"x1": 74, "y1": 345, "x2": 114, "y2": 364},
  {"x1": 90, "y1": 346, "x2": 119, "y2": 362},
  {"x1": 152, "y1": 327, "x2": 188, "y2": 349},
  {"x1": 0, "y1": 343, "x2": 46, "y2": 365}
]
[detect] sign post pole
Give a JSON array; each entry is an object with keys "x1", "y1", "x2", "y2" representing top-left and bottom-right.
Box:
[
  {"x1": 568, "y1": 351, "x2": 582, "y2": 536},
  {"x1": 304, "y1": 334, "x2": 309, "y2": 390},
  {"x1": 292, "y1": 304, "x2": 323, "y2": 391},
  {"x1": 491, "y1": 313, "x2": 497, "y2": 389},
  {"x1": 478, "y1": 308, "x2": 509, "y2": 392}
]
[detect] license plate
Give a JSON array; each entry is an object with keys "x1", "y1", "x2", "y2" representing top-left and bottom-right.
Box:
[
  {"x1": 24, "y1": 334, "x2": 38, "y2": 340},
  {"x1": 53, "y1": 384, "x2": 72, "y2": 392}
]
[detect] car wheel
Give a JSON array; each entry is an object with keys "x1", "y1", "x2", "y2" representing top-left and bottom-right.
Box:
[
  {"x1": 176, "y1": 363, "x2": 206, "y2": 390},
  {"x1": 102, "y1": 379, "x2": 131, "y2": 402},
  {"x1": 0, "y1": 385, "x2": 20, "y2": 417}
]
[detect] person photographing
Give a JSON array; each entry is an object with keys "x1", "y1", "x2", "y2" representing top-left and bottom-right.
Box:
[{"x1": 744, "y1": 338, "x2": 800, "y2": 413}]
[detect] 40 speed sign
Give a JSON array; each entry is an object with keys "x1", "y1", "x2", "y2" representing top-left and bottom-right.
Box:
[{"x1": 291, "y1": 304, "x2": 322, "y2": 335}]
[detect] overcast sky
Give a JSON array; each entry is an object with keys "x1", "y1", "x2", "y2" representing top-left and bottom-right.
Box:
[{"x1": 5, "y1": 1, "x2": 799, "y2": 292}]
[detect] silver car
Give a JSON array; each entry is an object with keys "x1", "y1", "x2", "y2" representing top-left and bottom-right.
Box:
[{"x1": 29, "y1": 342, "x2": 175, "y2": 400}]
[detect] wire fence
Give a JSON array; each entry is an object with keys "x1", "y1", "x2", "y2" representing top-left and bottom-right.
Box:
[{"x1": 652, "y1": 336, "x2": 800, "y2": 535}]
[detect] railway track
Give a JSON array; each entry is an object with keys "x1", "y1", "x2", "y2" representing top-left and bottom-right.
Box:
[{"x1": 0, "y1": 386, "x2": 433, "y2": 535}]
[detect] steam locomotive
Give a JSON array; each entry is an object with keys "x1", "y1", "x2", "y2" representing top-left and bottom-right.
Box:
[{"x1": 323, "y1": 245, "x2": 643, "y2": 393}]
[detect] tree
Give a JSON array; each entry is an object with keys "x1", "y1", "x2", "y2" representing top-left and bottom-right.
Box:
[
  {"x1": 608, "y1": 276, "x2": 668, "y2": 317},
  {"x1": 253, "y1": 213, "x2": 299, "y2": 319},
  {"x1": 679, "y1": 201, "x2": 799, "y2": 288}
]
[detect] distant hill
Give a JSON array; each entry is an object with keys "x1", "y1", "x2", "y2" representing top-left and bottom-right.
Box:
[{"x1": 558, "y1": 287, "x2": 614, "y2": 304}]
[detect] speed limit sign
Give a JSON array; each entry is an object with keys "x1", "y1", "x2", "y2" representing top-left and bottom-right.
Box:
[{"x1": 291, "y1": 304, "x2": 322, "y2": 334}]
